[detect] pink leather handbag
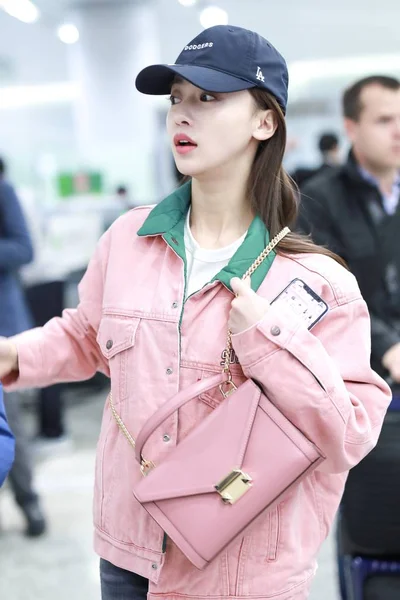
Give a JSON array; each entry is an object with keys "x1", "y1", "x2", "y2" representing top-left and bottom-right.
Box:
[{"x1": 110, "y1": 226, "x2": 325, "y2": 570}]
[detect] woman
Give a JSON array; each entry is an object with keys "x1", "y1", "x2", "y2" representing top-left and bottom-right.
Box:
[{"x1": 0, "y1": 25, "x2": 391, "y2": 600}]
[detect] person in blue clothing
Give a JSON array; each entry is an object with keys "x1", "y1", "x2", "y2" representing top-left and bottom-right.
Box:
[
  {"x1": 0, "y1": 158, "x2": 46, "y2": 535},
  {"x1": 0, "y1": 384, "x2": 14, "y2": 486}
]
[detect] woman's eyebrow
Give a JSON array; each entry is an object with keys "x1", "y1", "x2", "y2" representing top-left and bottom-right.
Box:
[{"x1": 171, "y1": 76, "x2": 185, "y2": 89}]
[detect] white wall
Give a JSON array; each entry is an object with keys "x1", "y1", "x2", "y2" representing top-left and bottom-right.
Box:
[{"x1": 0, "y1": 11, "x2": 69, "y2": 84}]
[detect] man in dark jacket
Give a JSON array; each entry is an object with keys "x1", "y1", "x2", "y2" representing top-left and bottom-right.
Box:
[
  {"x1": 0, "y1": 158, "x2": 47, "y2": 535},
  {"x1": 0, "y1": 384, "x2": 14, "y2": 487},
  {"x1": 298, "y1": 75, "x2": 400, "y2": 381},
  {"x1": 298, "y1": 75, "x2": 400, "y2": 599}
]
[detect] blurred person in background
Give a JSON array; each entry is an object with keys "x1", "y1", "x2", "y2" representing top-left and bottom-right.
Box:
[
  {"x1": 0, "y1": 383, "x2": 14, "y2": 487},
  {"x1": 0, "y1": 157, "x2": 47, "y2": 536},
  {"x1": 20, "y1": 185, "x2": 74, "y2": 455},
  {"x1": 0, "y1": 27, "x2": 391, "y2": 599},
  {"x1": 298, "y1": 75, "x2": 400, "y2": 599},
  {"x1": 291, "y1": 131, "x2": 341, "y2": 187},
  {"x1": 25, "y1": 281, "x2": 70, "y2": 455},
  {"x1": 316, "y1": 131, "x2": 341, "y2": 171},
  {"x1": 298, "y1": 76, "x2": 400, "y2": 381},
  {"x1": 103, "y1": 185, "x2": 134, "y2": 231},
  {"x1": 115, "y1": 184, "x2": 132, "y2": 209}
]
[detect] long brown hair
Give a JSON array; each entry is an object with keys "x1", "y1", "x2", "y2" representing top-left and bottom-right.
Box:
[
  {"x1": 179, "y1": 88, "x2": 346, "y2": 268},
  {"x1": 247, "y1": 88, "x2": 346, "y2": 267}
]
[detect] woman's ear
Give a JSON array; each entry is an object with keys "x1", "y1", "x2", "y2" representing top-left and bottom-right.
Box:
[{"x1": 252, "y1": 109, "x2": 277, "y2": 142}]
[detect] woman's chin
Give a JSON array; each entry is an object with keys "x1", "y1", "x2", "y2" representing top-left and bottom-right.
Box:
[{"x1": 174, "y1": 162, "x2": 203, "y2": 178}]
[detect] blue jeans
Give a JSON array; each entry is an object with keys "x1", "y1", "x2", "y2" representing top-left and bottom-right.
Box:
[{"x1": 100, "y1": 559, "x2": 149, "y2": 600}]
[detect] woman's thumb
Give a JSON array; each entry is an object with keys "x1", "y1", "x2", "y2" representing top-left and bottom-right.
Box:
[{"x1": 230, "y1": 277, "x2": 252, "y2": 296}]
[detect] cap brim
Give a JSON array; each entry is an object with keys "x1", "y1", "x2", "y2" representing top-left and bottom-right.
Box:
[{"x1": 135, "y1": 64, "x2": 256, "y2": 95}]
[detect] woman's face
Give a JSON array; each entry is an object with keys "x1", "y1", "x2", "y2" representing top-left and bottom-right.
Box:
[{"x1": 166, "y1": 78, "x2": 273, "y2": 178}]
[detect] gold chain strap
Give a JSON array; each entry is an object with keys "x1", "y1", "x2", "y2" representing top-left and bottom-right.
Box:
[
  {"x1": 109, "y1": 392, "x2": 155, "y2": 475},
  {"x1": 110, "y1": 225, "x2": 290, "y2": 472},
  {"x1": 222, "y1": 226, "x2": 290, "y2": 374}
]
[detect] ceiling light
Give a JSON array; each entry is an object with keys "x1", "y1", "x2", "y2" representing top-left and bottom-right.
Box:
[
  {"x1": 200, "y1": 6, "x2": 228, "y2": 29},
  {"x1": 57, "y1": 23, "x2": 80, "y2": 45},
  {"x1": 0, "y1": 0, "x2": 39, "y2": 23},
  {"x1": 178, "y1": 0, "x2": 197, "y2": 6}
]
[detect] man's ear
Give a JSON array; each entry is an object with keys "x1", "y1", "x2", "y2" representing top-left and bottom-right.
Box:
[
  {"x1": 252, "y1": 109, "x2": 277, "y2": 142},
  {"x1": 344, "y1": 117, "x2": 358, "y2": 144}
]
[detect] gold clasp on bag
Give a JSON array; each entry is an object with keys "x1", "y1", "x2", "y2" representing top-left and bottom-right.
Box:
[
  {"x1": 140, "y1": 459, "x2": 155, "y2": 476},
  {"x1": 215, "y1": 469, "x2": 252, "y2": 504},
  {"x1": 219, "y1": 377, "x2": 237, "y2": 399}
]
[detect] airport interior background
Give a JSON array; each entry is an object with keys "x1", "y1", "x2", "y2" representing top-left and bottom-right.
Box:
[{"x1": 0, "y1": 1, "x2": 400, "y2": 598}]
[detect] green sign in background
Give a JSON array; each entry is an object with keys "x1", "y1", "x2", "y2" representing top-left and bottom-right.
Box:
[{"x1": 57, "y1": 172, "x2": 103, "y2": 198}]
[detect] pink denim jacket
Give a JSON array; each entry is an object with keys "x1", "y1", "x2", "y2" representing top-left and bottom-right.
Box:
[{"x1": 6, "y1": 183, "x2": 391, "y2": 599}]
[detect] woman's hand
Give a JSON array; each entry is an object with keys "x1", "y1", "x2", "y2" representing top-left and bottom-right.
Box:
[
  {"x1": 229, "y1": 277, "x2": 270, "y2": 335},
  {"x1": 382, "y1": 342, "x2": 400, "y2": 383},
  {"x1": 0, "y1": 338, "x2": 18, "y2": 382}
]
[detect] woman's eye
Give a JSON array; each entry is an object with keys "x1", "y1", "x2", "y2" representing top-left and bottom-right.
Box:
[
  {"x1": 169, "y1": 95, "x2": 181, "y2": 105},
  {"x1": 200, "y1": 93, "x2": 215, "y2": 102}
]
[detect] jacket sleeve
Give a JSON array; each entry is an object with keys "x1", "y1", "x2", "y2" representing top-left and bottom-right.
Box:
[
  {"x1": 0, "y1": 385, "x2": 15, "y2": 486},
  {"x1": 2, "y1": 231, "x2": 110, "y2": 390},
  {"x1": 0, "y1": 182, "x2": 34, "y2": 270},
  {"x1": 231, "y1": 285, "x2": 392, "y2": 474}
]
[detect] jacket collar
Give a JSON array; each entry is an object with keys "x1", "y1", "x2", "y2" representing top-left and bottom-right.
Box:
[
  {"x1": 137, "y1": 181, "x2": 276, "y2": 293},
  {"x1": 342, "y1": 150, "x2": 381, "y2": 189}
]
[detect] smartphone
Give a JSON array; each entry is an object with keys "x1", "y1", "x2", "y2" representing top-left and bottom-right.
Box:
[{"x1": 271, "y1": 278, "x2": 328, "y2": 330}]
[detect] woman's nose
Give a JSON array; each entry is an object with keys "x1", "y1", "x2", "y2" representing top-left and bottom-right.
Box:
[{"x1": 174, "y1": 106, "x2": 193, "y2": 127}]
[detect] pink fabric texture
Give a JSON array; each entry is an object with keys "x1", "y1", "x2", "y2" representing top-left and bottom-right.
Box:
[{"x1": 6, "y1": 206, "x2": 391, "y2": 599}]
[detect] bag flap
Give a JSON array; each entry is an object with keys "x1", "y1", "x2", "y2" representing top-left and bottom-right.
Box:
[{"x1": 134, "y1": 380, "x2": 261, "y2": 503}]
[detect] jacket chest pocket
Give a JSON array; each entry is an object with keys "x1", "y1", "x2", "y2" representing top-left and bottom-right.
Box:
[{"x1": 97, "y1": 316, "x2": 140, "y2": 404}]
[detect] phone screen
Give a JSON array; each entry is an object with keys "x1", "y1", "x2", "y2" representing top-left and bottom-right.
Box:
[{"x1": 271, "y1": 279, "x2": 329, "y2": 330}]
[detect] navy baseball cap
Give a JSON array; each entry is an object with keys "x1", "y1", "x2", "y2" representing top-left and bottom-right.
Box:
[{"x1": 135, "y1": 25, "x2": 289, "y2": 113}]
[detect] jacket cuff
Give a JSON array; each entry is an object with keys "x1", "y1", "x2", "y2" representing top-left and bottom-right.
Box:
[
  {"x1": 3, "y1": 329, "x2": 45, "y2": 391},
  {"x1": 231, "y1": 302, "x2": 306, "y2": 368}
]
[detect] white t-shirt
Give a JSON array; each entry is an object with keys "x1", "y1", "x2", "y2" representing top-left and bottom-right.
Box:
[{"x1": 184, "y1": 209, "x2": 247, "y2": 299}]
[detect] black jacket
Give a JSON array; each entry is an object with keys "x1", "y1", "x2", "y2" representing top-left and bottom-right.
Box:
[
  {"x1": 291, "y1": 162, "x2": 335, "y2": 188},
  {"x1": 298, "y1": 151, "x2": 400, "y2": 375}
]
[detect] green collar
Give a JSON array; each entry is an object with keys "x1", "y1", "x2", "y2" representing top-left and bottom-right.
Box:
[{"x1": 137, "y1": 181, "x2": 276, "y2": 293}]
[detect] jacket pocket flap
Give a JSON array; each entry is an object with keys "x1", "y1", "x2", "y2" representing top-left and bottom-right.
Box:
[
  {"x1": 133, "y1": 380, "x2": 261, "y2": 503},
  {"x1": 97, "y1": 316, "x2": 140, "y2": 359}
]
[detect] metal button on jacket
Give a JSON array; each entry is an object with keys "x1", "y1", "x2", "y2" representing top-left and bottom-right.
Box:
[
  {"x1": 163, "y1": 434, "x2": 171, "y2": 443},
  {"x1": 166, "y1": 368, "x2": 173, "y2": 375},
  {"x1": 270, "y1": 326, "x2": 281, "y2": 336},
  {"x1": 172, "y1": 302, "x2": 178, "y2": 309},
  {"x1": 106, "y1": 339, "x2": 113, "y2": 350}
]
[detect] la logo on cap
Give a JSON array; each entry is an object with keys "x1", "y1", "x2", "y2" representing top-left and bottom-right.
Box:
[{"x1": 256, "y1": 67, "x2": 265, "y2": 82}]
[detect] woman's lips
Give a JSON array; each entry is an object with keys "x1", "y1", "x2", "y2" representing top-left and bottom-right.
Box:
[
  {"x1": 174, "y1": 133, "x2": 197, "y2": 155},
  {"x1": 175, "y1": 144, "x2": 197, "y2": 155}
]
